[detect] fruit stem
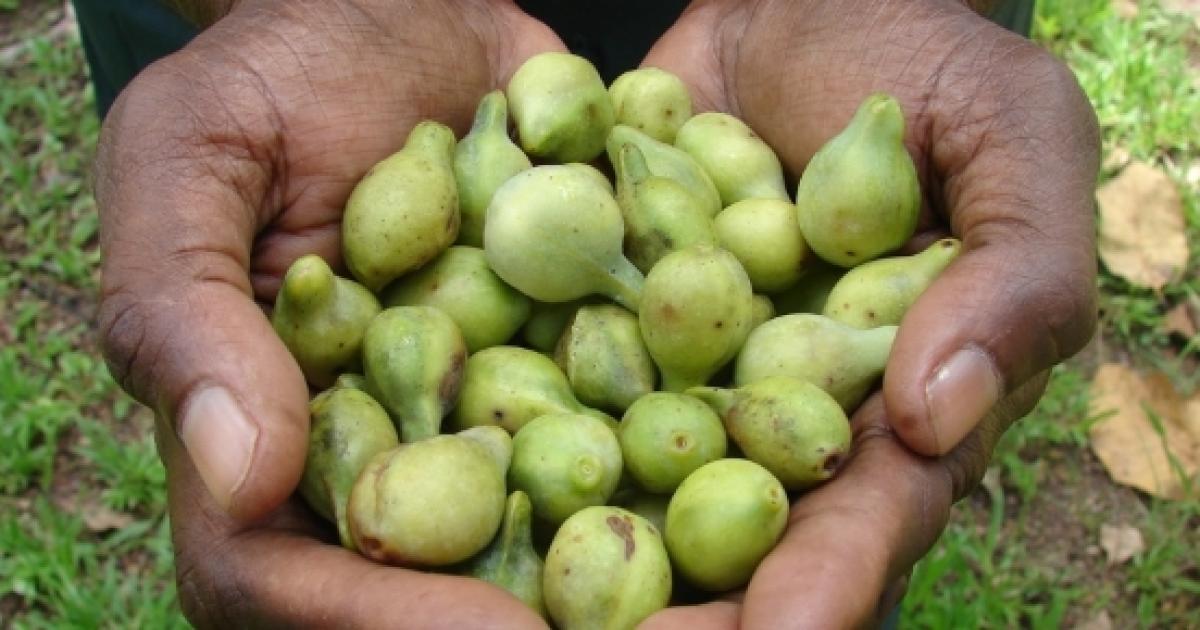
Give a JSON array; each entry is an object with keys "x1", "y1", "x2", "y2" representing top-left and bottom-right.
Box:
[{"x1": 604, "y1": 257, "x2": 645, "y2": 313}]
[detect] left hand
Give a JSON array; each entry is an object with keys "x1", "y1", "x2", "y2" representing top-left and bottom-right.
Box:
[{"x1": 639, "y1": 0, "x2": 1100, "y2": 626}]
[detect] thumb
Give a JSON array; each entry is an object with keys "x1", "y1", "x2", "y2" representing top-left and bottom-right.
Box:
[
  {"x1": 96, "y1": 63, "x2": 308, "y2": 523},
  {"x1": 883, "y1": 52, "x2": 1101, "y2": 456}
]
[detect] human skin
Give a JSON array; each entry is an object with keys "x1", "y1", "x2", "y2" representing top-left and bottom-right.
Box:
[
  {"x1": 639, "y1": 0, "x2": 1098, "y2": 627},
  {"x1": 95, "y1": 0, "x2": 1098, "y2": 627}
]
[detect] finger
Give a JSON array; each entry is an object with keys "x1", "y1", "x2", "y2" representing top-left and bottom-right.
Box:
[
  {"x1": 884, "y1": 38, "x2": 1100, "y2": 455},
  {"x1": 639, "y1": 601, "x2": 741, "y2": 630},
  {"x1": 740, "y1": 394, "x2": 954, "y2": 630},
  {"x1": 741, "y1": 374, "x2": 1049, "y2": 629},
  {"x1": 96, "y1": 60, "x2": 309, "y2": 523},
  {"x1": 155, "y1": 421, "x2": 547, "y2": 629}
]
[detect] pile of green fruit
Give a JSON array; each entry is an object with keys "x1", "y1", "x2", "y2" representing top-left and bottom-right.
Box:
[{"x1": 276, "y1": 51, "x2": 961, "y2": 628}]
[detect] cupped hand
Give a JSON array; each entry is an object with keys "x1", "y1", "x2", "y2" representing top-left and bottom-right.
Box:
[
  {"x1": 95, "y1": 0, "x2": 561, "y2": 626},
  {"x1": 641, "y1": 0, "x2": 1099, "y2": 626}
]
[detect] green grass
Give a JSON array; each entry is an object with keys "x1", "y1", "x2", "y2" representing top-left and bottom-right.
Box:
[
  {"x1": 0, "y1": 8, "x2": 184, "y2": 626},
  {"x1": 903, "y1": 1, "x2": 1200, "y2": 625}
]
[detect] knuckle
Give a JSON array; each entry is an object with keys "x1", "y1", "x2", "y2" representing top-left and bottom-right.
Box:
[{"x1": 175, "y1": 544, "x2": 251, "y2": 629}]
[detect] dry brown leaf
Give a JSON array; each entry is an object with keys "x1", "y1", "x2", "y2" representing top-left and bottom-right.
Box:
[
  {"x1": 1096, "y1": 162, "x2": 1189, "y2": 290},
  {"x1": 1164, "y1": 304, "x2": 1197, "y2": 339},
  {"x1": 1099, "y1": 524, "x2": 1145, "y2": 565},
  {"x1": 1088, "y1": 363, "x2": 1200, "y2": 499}
]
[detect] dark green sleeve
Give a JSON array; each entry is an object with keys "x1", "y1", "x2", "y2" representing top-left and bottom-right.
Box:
[{"x1": 73, "y1": 0, "x2": 1034, "y2": 119}]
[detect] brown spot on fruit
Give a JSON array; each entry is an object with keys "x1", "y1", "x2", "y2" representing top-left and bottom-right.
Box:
[
  {"x1": 822, "y1": 453, "x2": 843, "y2": 474},
  {"x1": 493, "y1": 409, "x2": 505, "y2": 421},
  {"x1": 439, "y1": 349, "x2": 467, "y2": 407},
  {"x1": 606, "y1": 515, "x2": 636, "y2": 560},
  {"x1": 714, "y1": 320, "x2": 724, "y2": 329}
]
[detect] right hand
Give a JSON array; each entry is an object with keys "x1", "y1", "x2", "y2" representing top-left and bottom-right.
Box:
[{"x1": 95, "y1": 1, "x2": 562, "y2": 626}]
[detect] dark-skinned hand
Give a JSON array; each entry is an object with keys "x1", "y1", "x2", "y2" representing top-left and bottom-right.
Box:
[
  {"x1": 96, "y1": 0, "x2": 565, "y2": 626},
  {"x1": 96, "y1": 0, "x2": 1098, "y2": 628},
  {"x1": 639, "y1": 0, "x2": 1098, "y2": 627}
]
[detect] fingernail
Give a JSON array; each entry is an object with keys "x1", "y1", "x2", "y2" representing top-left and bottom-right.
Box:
[
  {"x1": 924, "y1": 347, "x2": 1002, "y2": 453},
  {"x1": 179, "y1": 386, "x2": 258, "y2": 512}
]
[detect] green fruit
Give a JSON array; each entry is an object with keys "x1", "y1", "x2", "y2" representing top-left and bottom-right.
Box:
[
  {"x1": 272, "y1": 255, "x2": 380, "y2": 388},
  {"x1": 564, "y1": 162, "x2": 616, "y2": 195},
  {"x1": 750, "y1": 295, "x2": 775, "y2": 331},
  {"x1": 714, "y1": 199, "x2": 809, "y2": 294},
  {"x1": 675, "y1": 112, "x2": 788, "y2": 205},
  {"x1": 451, "y1": 346, "x2": 593, "y2": 434},
  {"x1": 544, "y1": 506, "x2": 672, "y2": 630},
  {"x1": 771, "y1": 260, "x2": 844, "y2": 315},
  {"x1": 507, "y1": 52, "x2": 614, "y2": 163},
  {"x1": 363, "y1": 306, "x2": 467, "y2": 442},
  {"x1": 735, "y1": 314, "x2": 896, "y2": 411},
  {"x1": 618, "y1": 392, "x2": 726, "y2": 493},
  {"x1": 457, "y1": 425, "x2": 514, "y2": 477},
  {"x1": 609, "y1": 67, "x2": 692, "y2": 144},
  {"x1": 334, "y1": 373, "x2": 369, "y2": 392},
  {"x1": 640, "y1": 245, "x2": 754, "y2": 391},
  {"x1": 509, "y1": 413, "x2": 622, "y2": 524},
  {"x1": 454, "y1": 91, "x2": 532, "y2": 247},
  {"x1": 299, "y1": 385, "x2": 398, "y2": 549},
  {"x1": 612, "y1": 490, "x2": 670, "y2": 535},
  {"x1": 796, "y1": 93, "x2": 920, "y2": 267},
  {"x1": 468, "y1": 491, "x2": 546, "y2": 617},
  {"x1": 484, "y1": 165, "x2": 644, "y2": 311},
  {"x1": 824, "y1": 238, "x2": 961, "y2": 328},
  {"x1": 347, "y1": 434, "x2": 505, "y2": 567},
  {"x1": 523, "y1": 300, "x2": 591, "y2": 354},
  {"x1": 381, "y1": 246, "x2": 531, "y2": 353},
  {"x1": 688, "y1": 376, "x2": 850, "y2": 490},
  {"x1": 555, "y1": 304, "x2": 656, "y2": 413},
  {"x1": 606, "y1": 125, "x2": 721, "y2": 218},
  {"x1": 343, "y1": 122, "x2": 459, "y2": 291},
  {"x1": 614, "y1": 143, "x2": 717, "y2": 273},
  {"x1": 665, "y1": 459, "x2": 787, "y2": 591}
]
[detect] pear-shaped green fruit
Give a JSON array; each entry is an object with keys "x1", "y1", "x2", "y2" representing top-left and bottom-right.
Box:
[
  {"x1": 564, "y1": 162, "x2": 616, "y2": 195},
  {"x1": 343, "y1": 122, "x2": 459, "y2": 291},
  {"x1": 824, "y1": 238, "x2": 961, "y2": 328},
  {"x1": 640, "y1": 245, "x2": 754, "y2": 392},
  {"x1": 735, "y1": 314, "x2": 896, "y2": 411},
  {"x1": 451, "y1": 346, "x2": 596, "y2": 434},
  {"x1": 771, "y1": 260, "x2": 844, "y2": 315},
  {"x1": 750, "y1": 295, "x2": 775, "y2": 331},
  {"x1": 665, "y1": 459, "x2": 787, "y2": 591},
  {"x1": 468, "y1": 491, "x2": 546, "y2": 617},
  {"x1": 454, "y1": 91, "x2": 532, "y2": 247},
  {"x1": 714, "y1": 199, "x2": 809, "y2": 294},
  {"x1": 612, "y1": 490, "x2": 670, "y2": 535},
  {"x1": 334, "y1": 372, "x2": 369, "y2": 392},
  {"x1": 614, "y1": 143, "x2": 717, "y2": 273},
  {"x1": 485, "y1": 165, "x2": 644, "y2": 311},
  {"x1": 618, "y1": 392, "x2": 726, "y2": 493},
  {"x1": 688, "y1": 377, "x2": 850, "y2": 490},
  {"x1": 381, "y1": 246, "x2": 531, "y2": 352},
  {"x1": 347, "y1": 434, "x2": 505, "y2": 567},
  {"x1": 363, "y1": 306, "x2": 467, "y2": 442},
  {"x1": 555, "y1": 304, "x2": 656, "y2": 413},
  {"x1": 507, "y1": 52, "x2": 614, "y2": 163},
  {"x1": 609, "y1": 67, "x2": 692, "y2": 144},
  {"x1": 523, "y1": 300, "x2": 590, "y2": 354},
  {"x1": 544, "y1": 506, "x2": 672, "y2": 630},
  {"x1": 607, "y1": 125, "x2": 721, "y2": 218},
  {"x1": 272, "y1": 255, "x2": 380, "y2": 388},
  {"x1": 675, "y1": 112, "x2": 788, "y2": 205},
  {"x1": 795, "y1": 93, "x2": 920, "y2": 268},
  {"x1": 457, "y1": 425, "x2": 514, "y2": 477},
  {"x1": 509, "y1": 413, "x2": 623, "y2": 524},
  {"x1": 299, "y1": 385, "x2": 398, "y2": 549}
]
